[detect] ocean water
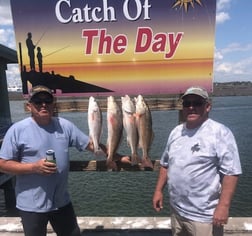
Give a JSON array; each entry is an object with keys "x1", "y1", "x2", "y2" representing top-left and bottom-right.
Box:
[{"x1": 6, "y1": 96, "x2": 252, "y2": 217}]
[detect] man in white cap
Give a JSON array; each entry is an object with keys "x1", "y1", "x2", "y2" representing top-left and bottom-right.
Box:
[{"x1": 153, "y1": 86, "x2": 242, "y2": 236}]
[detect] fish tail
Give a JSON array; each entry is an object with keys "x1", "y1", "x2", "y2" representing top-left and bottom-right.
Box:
[
  {"x1": 141, "y1": 156, "x2": 154, "y2": 170},
  {"x1": 131, "y1": 153, "x2": 140, "y2": 166},
  {"x1": 94, "y1": 147, "x2": 107, "y2": 159},
  {"x1": 106, "y1": 158, "x2": 118, "y2": 171}
]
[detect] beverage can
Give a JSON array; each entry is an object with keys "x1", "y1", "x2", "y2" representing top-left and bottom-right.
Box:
[{"x1": 46, "y1": 149, "x2": 56, "y2": 163}]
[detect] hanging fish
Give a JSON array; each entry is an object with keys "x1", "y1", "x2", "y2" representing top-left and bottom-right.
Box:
[
  {"x1": 106, "y1": 96, "x2": 123, "y2": 170},
  {"x1": 88, "y1": 96, "x2": 105, "y2": 157},
  {"x1": 135, "y1": 95, "x2": 154, "y2": 169},
  {"x1": 121, "y1": 95, "x2": 139, "y2": 166}
]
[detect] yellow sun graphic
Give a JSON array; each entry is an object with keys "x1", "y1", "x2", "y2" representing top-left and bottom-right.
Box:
[{"x1": 172, "y1": 0, "x2": 202, "y2": 12}]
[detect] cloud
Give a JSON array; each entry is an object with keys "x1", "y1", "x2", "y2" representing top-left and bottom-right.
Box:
[
  {"x1": 0, "y1": 0, "x2": 13, "y2": 26},
  {"x1": 0, "y1": 0, "x2": 16, "y2": 49},
  {"x1": 215, "y1": 59, "x2": 252, "y2": 81},
  {"x1": 216, "y1": 11, "x2": 230, "y2": 24},
  {"x1": 0, "y1": 28, "x2": 16, "y2": 49},
  {"x1": 214, "y1": 0, "x2": 252, "y2": 82},
  {"x1": 216, "y1": 0, "x2": 231, "y2": 24},
  {"x1": 221, "y1": 43, "x2": 252, "y2": 54},
  {"x1": 215, "y1": 63, "x2": 232, "y2": 75},
  {"x1": 214, "y1": 50, "x2": 223, "y2": 60},
  {"x1": 0, "y1": 0, "x2": 19, "y2": 87},
  {"x1": 6, "y1": 64, "x2": 21, "y2": 86},
  {"x1": 214, "y1": 22, "x2": 252, "y2": 82},
  {"x1": 214, "y1": 54, "x2": 252, "y2": 82},
  {"x1": 217, "y1": 0, "x2": 232, "y2": 11}
]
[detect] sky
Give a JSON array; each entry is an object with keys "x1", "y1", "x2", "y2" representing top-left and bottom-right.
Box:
[{"x1": 1, "y1": 0, "x2": 252, "y2": 87}]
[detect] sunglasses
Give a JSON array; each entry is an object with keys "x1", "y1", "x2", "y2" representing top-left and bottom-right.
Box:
[
  {"x1": 31, "y1": 97, "x2": 54, "y2": 105},
  {"x1": 182, "y1": 100, "x2": 205, "y2": 108}
]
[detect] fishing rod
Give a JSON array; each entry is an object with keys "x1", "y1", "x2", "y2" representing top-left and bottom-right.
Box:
[
  {"x1": 44, "y1": 45, "x2": 70, "y2": 58},
  {"x1": 35, "y1": 30, "x2": 47, "y2": 47}
]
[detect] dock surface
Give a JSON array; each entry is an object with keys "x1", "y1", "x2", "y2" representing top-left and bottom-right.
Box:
[{"x1": 0, "y1": 217, "x2": 252, "y2": 235}]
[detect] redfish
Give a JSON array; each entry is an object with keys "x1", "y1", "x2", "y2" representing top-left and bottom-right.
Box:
[
  {"x1": 88, "y1": 96, "x2": 105, "y2": 157},
  {"x1": 106, "y1": 96, "x2": 123, "y2": 170},
  {"x1": 135, "y1": 95, "x2": 154, "y2": 169},
  {"x1": 121, "y1": 95, "x2": 139, "y2": 165}
]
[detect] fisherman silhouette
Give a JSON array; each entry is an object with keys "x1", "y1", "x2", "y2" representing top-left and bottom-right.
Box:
[
  {"x1": 26, "y1": 32, "x2": 36, "y2": 71},
  {"x1": 37, "y1": 47, "x2": 43, "y2": 73}
]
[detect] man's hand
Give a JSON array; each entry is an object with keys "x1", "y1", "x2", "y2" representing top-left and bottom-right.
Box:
[
  {"x1": 33, "y1": 159, "x2": 57, "y2": 175},
  {"x1": 153, "y1": 190, "x2": 164, "y2": 212},
  {"x1": 213, "y1": 204, "x2": 229, "y2": 226}
]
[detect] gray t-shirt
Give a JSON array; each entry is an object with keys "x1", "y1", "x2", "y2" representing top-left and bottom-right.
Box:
[
  {"x1": 0, "y1": 117, "x2": 89, "y2": 212},
  {"x1": 160, "y1": 118, "x2": 242, "y2": 222}
]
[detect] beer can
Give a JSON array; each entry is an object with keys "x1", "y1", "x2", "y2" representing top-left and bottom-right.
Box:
[{"x1": 46, "y1": 149, "x2": 56, "y2": 163}]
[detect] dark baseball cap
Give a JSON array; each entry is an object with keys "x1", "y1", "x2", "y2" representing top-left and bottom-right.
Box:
[{"x1": 29, "y1": 85, "x2": 53, "y2": 101}]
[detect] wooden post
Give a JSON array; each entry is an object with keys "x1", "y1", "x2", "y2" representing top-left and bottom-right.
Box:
[
  {"x1": 0, "y1": 63, "x2": 12, "y2": 127},
  {"x1": 0, "y1": 179, "x2": 16, "y2": 209}
]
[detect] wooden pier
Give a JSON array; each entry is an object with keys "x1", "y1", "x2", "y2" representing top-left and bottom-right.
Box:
[
  {"x1": 22, "y1": 95, "x2": 183, "y2": 113},
  {"x1": 0, "y1": 217, "x2": 252, "y2": 235},
  {"x1": 69, "y1": 159, "x2": 161, "y2": 171}
]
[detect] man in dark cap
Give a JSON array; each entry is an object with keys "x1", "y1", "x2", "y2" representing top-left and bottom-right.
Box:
[
  {"x1": 153, "y1": 86, "x2": 242, "y2": 236},
  {"x1": 0, "y1": 85, "x2": 128, "y2": 236}
]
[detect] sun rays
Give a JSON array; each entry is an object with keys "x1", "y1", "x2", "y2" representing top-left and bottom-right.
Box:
[{"x1": 172, "y1": 0, "x2": 203, "y2": 12}]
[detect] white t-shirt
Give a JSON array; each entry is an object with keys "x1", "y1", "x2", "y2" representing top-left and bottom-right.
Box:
[{"x1": 160, "y1": 118, "x2": 242, "y2": 222}]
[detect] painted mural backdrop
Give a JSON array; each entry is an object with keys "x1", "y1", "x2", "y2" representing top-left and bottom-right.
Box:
[{"x1": 10, "y1": 0, "x2": 216, "y2": 96}]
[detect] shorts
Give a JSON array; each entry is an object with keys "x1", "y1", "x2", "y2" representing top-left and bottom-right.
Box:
[{"x1": 171, "y1": 211, "x2": 224, "y2": 236}]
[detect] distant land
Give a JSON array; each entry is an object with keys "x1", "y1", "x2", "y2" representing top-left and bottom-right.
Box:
[
  {"x1": 213, "y1": 81, "x2": 252, "y2": 97},
  {"x1": 8, "y1": 81, "x2": 252, "y2": 101}
]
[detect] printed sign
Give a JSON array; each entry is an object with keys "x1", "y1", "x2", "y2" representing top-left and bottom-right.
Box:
[{"x1": 10, "y1": 0, "x2": 216, "y2": 96}]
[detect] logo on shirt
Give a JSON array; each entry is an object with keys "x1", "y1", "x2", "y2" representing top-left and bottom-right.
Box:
[{"x1": 191, "y1": 143, "x2": 200, "y2": 153}]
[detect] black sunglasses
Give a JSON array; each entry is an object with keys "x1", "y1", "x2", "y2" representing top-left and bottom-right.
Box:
[
  {"x1": 182, "y1": 100, "x2": 205, "y2": 108},
  {"x1": 31, "y1": 97, "x2": 54, "y2": 105}
]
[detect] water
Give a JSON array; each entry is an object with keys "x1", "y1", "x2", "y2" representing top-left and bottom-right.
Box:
[{"x1": 5, "y1": 96, "x2": 252, "y2": 217}]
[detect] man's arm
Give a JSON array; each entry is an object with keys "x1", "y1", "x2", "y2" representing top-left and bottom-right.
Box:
[
  {"x1": 0, "y1": 158, "x2": 57, "y2": 175},
  {"x1": 153, "y1": 165, "x2": 168, "y2": 212},
  {"x1": 85, "y1": 141, "x2": 131, "y2": 163},
  {"x1": 213, "y1": 175, "x2": 239, "y2": 226}
]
